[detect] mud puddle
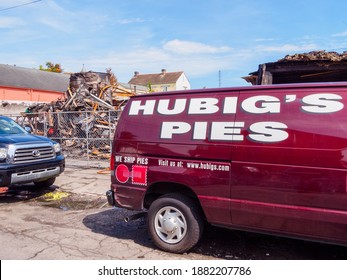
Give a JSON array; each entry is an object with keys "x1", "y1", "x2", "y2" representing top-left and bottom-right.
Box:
[{"x1": 36, "y1": 190, "x2": 109, "y2": 210}]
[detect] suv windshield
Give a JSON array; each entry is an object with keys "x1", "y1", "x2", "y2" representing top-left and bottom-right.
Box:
[{"x1": 0, "y1": 117, "x2": 27, "y2": 135}]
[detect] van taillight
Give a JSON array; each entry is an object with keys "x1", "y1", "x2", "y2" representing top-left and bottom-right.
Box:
[{"x1": 110, "y1": 154, "x2": 115, "y2": 170}]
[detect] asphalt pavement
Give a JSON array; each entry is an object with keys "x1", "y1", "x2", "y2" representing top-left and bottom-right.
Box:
[
  {"x1": 2, "y1": 159, "x2": 347, "y2": 260},
  {"x1": 0, "y1": 159, "x2": 214, "y2": 260},
  {"x1": 55, "y1": 159, "x2": 111, "y2": 197}
]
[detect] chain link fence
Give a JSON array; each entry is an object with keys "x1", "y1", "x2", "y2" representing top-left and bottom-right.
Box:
[{"x1": 6, "y1": 110, "x2": 121, "y2": 168}]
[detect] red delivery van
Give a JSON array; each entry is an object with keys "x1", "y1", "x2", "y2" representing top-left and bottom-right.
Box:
[{"x1": 106, "y1": 82, "x2": 347, "y2": 253}]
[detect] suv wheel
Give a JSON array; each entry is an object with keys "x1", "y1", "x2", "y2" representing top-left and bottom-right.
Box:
[{"x1": 34, "y1": 177, "x2": 56, "y2": 188}]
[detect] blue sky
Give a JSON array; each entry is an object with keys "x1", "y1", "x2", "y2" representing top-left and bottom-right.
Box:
[{"x1": 1, "y1": 0, "x2": 347, "y2": 89}]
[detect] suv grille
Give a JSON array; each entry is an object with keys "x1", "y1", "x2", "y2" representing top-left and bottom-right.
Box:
[{"x1": 13, "y1": 146, "x2": 55, "y2": 163}]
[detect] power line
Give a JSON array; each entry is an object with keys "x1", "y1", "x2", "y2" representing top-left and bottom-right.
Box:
[{"x1": 0, "y1": 0, "x2": 43, "y2": 12}]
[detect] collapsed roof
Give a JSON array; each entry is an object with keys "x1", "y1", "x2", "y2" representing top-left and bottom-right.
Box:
[{"x1": 244, "y1": 51, "x2": 347, "y2": 85}]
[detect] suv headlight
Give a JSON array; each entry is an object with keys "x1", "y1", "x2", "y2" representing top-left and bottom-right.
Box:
[
  {"x1": 53, "y1": 143, "x2": 61, "y2": 153},
  {"x1": 0, "y1": 148, "x2": 8, "y2": 160}
]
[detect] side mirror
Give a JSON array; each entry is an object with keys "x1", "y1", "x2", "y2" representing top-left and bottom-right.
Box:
[{"x1": 24, "y1": 126, "x2": 32, "y2": 133}]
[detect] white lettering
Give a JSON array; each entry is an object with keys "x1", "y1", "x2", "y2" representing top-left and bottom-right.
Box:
[
  {"x1": 301, "y1": 93, "x2": 344, "y2": 113},
  {"x1": 210, "y1": 122, "x2": 244, "y2": 141},
  {"x1": 115, "y1": 155, "x2": 123, "y2": 162},
  {"x1": 129, "y1": 100, "x2": 156, "y2": 115},
  {"x1": 124, "y1": 156, "x2": 136, "y2": 163},
  {"x1": 193, "y1": 122, "x2": 208, "y2": 140},
  {"x1": 157, "y1": 99, "x2": 186, "y2": 115},
  {"x1": 241, "y1": 95, "x2": 281, "y2": 114},
  {"x1": 136, "y1": 157, "x2": 148, "y2": 165},
  {"x1": 188, "y1": 98, "x2": 219, "y2": 114},
  {"x1": 285, "y1": 95, "x2": 296, "y2": 102},
  {"x1": 223, "y1": 97, "x2": 238, "y2": 114},
  {"x1": 161, "y1": 122, "x2": 191, "y2": 139},
  {"x1": 128, "y1": 92, "x2": 344, "y2": 144},
  {"x1": 248, "y1": 122, "x2": 288, "y2": 143}
]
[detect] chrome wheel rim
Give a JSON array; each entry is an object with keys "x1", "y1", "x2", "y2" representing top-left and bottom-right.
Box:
[{"x1": 154, "y1": 206, "x2": 187, "y2": 244}]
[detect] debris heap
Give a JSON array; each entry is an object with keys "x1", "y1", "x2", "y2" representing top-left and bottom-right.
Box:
[
  {"x1": 244, "y1": 50, "x2": 347, "y2": 85},
  {"x1": 18, "y1": 69, "x2": 137, "y2": 161},
  {"x1": 278, "y1": 50, "x2": 347, "y2": 62},
  {"x1": 26, "y1": 69, "x2": 135, "y2": 113}
]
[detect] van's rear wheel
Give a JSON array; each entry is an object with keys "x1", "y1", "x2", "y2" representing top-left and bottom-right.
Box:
[{"x1": 147, "y1": 193, "x2": 203, "y2": 253}]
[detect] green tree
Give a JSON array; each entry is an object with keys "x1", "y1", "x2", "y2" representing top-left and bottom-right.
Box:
[{"x1": 39, "y1": 62, "x2": 63, "y2": 73}]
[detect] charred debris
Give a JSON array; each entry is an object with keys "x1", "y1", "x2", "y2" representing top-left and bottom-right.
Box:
[
  {"x1": 18, "y1": 70, "x2": 140, "y2": 160},
  {"x1": 243, "y1": 50, "x2": 347, "y2": 85},
  {"x1": 27, "y1": 69, "x2": 135, "y2": 113}
]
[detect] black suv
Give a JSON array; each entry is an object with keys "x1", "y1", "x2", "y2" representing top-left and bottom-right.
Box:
[{"x1": 0, "y1": 116, "x2": 65, "y2": 194}]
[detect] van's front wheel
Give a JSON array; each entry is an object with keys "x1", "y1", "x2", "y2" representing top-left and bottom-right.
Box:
[{"x1": 147, "y1": 193, "x2": 203, "y2": 253}]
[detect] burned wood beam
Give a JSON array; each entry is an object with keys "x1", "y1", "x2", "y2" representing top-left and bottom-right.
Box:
[{"x1": 88, "y1": 93, "x2": 115, "y2": 110}]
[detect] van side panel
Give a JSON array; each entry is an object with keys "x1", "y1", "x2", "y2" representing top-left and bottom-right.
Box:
[
  {"x1": 136, "y1": 142, "x2": 232, "y2": 224},
  {"x1": 231, "y1": 86, "x2": 347, "y2": 243},
  {"x1": 110, "y1": 83, "x2": 347, "y2": 246},
  {"x1": 111, "y1": 90, "x2": 239, "y2": 225}
]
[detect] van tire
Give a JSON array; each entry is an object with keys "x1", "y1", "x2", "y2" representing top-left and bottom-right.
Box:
[{"x1": 147, "y1": 193, "x2": 203, "y2": 253}]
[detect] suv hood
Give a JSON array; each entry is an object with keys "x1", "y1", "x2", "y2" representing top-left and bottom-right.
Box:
[{"x1": 0, "y1": 134, "x2": 52, "y2": 145}]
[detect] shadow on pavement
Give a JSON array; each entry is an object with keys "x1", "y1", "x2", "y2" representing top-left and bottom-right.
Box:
[
  {"x1": 0, "y1": 183, "x2": 58, "y2": 202},
  {"x1": 83, "y1": 207, "x2": 347, "y2": 260},
  {"x1": 83, "y1": 207, "x2": 155, "y2": 249}
]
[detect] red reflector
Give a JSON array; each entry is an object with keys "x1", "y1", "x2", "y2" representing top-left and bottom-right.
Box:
[{"x1": 0, "y1": 187, "x2": 9, "y2": 194}]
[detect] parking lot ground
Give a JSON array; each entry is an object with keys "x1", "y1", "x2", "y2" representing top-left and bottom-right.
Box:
[
  {"x1": 1, "y1": 164, "x2": 347, "y2": 260},
  {"x1": 0, "y1": 165, "x2": 216, "y2": 260},
  {"x1": 55, "y1": 162, "x2": 111, "y2": 197}
]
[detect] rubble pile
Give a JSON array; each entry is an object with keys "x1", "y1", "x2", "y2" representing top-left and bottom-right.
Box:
[
  {"x1": 18, "y1": 70, "x2": 137, "y2": 161},
  {"x1": 26, "y1": 69, "x2": 135, "y2": 113},
  {"x1": 279, "y1": 50, "x2": 347, "y2": 62}
]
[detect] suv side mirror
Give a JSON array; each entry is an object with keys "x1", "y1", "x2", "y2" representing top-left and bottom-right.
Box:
[{"x1": 24, "y1": 126, "x2": 32, "y2": 133}]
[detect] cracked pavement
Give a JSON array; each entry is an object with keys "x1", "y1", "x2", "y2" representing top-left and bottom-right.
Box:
[
  {"x1": 1, "y1": 164, "x2": 347, "y2": 260},
  {"x1": 0, "y1": 165, "x2": 214, "y2": 260}
]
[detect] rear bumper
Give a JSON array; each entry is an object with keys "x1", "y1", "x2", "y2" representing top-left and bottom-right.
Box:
[
  {"x1": 106, "y1": 184, "x2": 144, "y2": 210},
  {"x1": 106, "y1": 190, "x2": 116, "y2": 206}
]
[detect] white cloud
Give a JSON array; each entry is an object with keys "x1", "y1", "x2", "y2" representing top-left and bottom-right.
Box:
[
  {"x1": 37, "y1": 18, "x2": 66, "y2": 32},
  {"x1": 332, "y1": 30, "x2": 347, "y2": 37},
  {"x1": 0, "y1": 0, "x2": 36, "y2": 9},
  {"x1": 163, "y1": 39, "x2": 232, "y2": 55},
  {"x1": 117, "y1": 18, "x2": 147, "y2": 24},
  {"x1": 256, "y1": 43, "x2": 318, "y2": 53},
  {"x1": 254, "y1": 38, "x2": 276, "y2": 42},
  {"x1": 34, "y1": 1, "x2": 76, "y2": 32},
  {"x1": 34, "y1": 1, "x2": 113, "y2": 33},
  {"x1": 0, "y1": 17, "x2": 24, "y2": 28},
  {"x1": 61, "y1": 41, "x2": 244, "y2": 82}
]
